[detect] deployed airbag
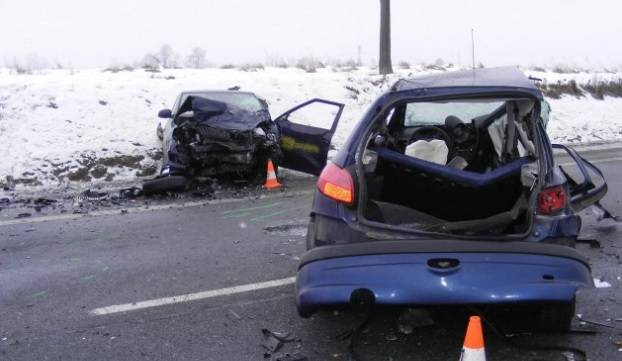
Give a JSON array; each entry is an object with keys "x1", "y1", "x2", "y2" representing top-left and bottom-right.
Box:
[{"x1": 404, "y1": 139, "x2": 448, "y2": 165}]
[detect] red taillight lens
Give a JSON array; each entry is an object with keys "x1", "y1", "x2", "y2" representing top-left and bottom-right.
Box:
[
  {"x1": 317, "y1": 162, "x2": 355, "y2": 205},
  {"x1": 537, "y1": 185, "x2": 567, "y2": 214}
]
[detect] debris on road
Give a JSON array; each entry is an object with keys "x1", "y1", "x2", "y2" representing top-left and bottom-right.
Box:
[
  {"x1": 591, "y1": 203, "x2": 622, "y2": 222},
  {"x1": 261, "y1": 328, "x2": 296, "y2": 354},
  {"x1": 74, "y1": 189, "x2": 110, "y2": 203},
  {"x1": 593, "y1": 278, "x2": 612, "y2": 288},
  {"x1": 264, "y1": 223, "x2": 308, "y2": 237},
  {"x1": 261, "y1": 329, "x2": 283, "y2": 353},
  {"x1": 576, "y1": 315, "x2": 614, "y2": 328},
  {"x1": 118, "y1": 187, "x2": 143, "y2": 199},
  {"x1": 227, "y1": 309, "x2": 242, "y2": 320},
  {"x1": 577, "y1": 238, "x2": 601, "y2": 248},
  {"x1": 275, "y1": 353, "x2": 308, "y2": 361},
  {"x1": 396, "y1": 308, "x2": 434, "y2": 335},
  {"x1": 33, "y1": 197, "x2": 56, "y2": 206}
]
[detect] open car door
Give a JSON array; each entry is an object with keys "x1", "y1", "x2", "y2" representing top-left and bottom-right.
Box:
[
  {"x1": 553, "y1": 144, "x2": 618, "y2": 220},
  {"x1": 275, "y1": 98, "x2": 344, "y2": 175}
]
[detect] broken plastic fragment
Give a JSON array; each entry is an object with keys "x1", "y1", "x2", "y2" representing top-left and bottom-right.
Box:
[
  {"x1": 119, "y1": 187, "x2": 143, "y2": 199},
  {"x1": 591, "y1": 203, "x2": 621, "y2": 222},
  {"x1": 261, "y1": 329, "x2": 282, "y2": 353},
  {"x1": 261, "y1": 329, "x2": 294, "y2": 353},
  {"x1": 275, "y1": 353, "x2": 308, "y2": 361},
  {"x1": 594, "y1": 278, "x2": 612, "y2": 288}
]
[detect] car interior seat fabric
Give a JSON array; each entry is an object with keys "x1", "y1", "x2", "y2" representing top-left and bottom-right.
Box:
[
  {"x1": 371, "y1": 147, "x2": 532, "y2": 187},
  {"x1": 404, "y1": 139, "x2": 448, "y2": 165},
  {"x1": 487, "y1": 100, "x2": 535, "y2": 160}
]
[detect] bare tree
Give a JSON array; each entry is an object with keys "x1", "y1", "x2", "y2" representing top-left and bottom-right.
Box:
[
  {"x1": 378, "y1": 0, "x2": 393, "y2": 74},
  {"x1": 141, "y1": 53, "x2": 160, "y2": 69},
  {"x1": 158, "y1": 44, "x2": 174, "y2": 68},
  {"x1": 186, "y1": 47, "x2": 207, "y2": 68}
]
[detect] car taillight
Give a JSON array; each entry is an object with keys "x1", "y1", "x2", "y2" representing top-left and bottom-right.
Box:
[
  {"x1": 537, "y1": 185, "x2": 567, "y2": 214},
  {"x1": 317, "y1": 162, "x2": 354, "y2": 205}
]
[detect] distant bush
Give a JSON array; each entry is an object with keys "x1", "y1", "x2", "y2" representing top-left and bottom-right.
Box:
[
  {"x1": 103, "y1": 65, "x2": 134, "y2": 73},
  {"x1": 344, "y1": 85, "x2": 360, "y2": 99},
  {"x1": 265, "y1": 55, "x2": 289, "y2": 68},
  {"x1": 552, "y1": 65, "x2": 583, "y2": 74},
  {"x1": 539, "y1": 80, "x2": 584, "y2": 99},
  {"x1": 220, "y1": 64, "x2": 235, "y2": 69},
  {"x1": 6, "y1": 57, "x2": 31, "y2": 74},
  {"x1": 424, "y1": 63, "x2": 446, "y2": 71},
  {"x1": 530, "y1": 66, "x2": 546, "y2": 72},
  {"x1": 398, "y1": 61, "x2": 410, "y2": 69},
  {"x1": 334, "y1": 59, "x2": 358, "y2": 71},
  {"x1": 583, "y1": 80, "x2": 622, "y2": 99},
  {"x1": 239, "y1": 63, "x2": 264, "y2": 72},
  {"x1": 296, "y1": 57, "x2": 324, "y2": 73}
]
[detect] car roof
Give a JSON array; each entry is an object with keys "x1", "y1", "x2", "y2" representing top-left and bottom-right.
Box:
[
  {"x1": 181, "y1": 90, "x2": 257, "y2": 97},
  {"x1": 392, "y1": 67, "x2": 540, "y2": 95}
]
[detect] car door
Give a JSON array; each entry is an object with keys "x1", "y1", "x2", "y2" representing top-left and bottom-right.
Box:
[
  {"x1": 275, "y1": 98, "x2": 345, "y2": 176},
  {"x1": 553, "y1": 144, "x2": 608, "y2": 212}
]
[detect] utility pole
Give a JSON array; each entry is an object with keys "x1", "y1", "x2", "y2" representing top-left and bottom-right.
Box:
[
  {"x1": 357, "y1": 45, "x2": 362, "y2": 66},
  {"x1": 379, "y1": 0, "x2": 393, "y2": 74},
  {"x1": 471, "y1": 28, "x2": 475, "y2": 70}
]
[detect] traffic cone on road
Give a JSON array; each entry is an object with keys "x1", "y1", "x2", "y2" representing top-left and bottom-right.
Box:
[
  {"x1": 459, "y1": 316, "x2": 486, "y2": 361},
  {"x1": 263, "y1": 159, "x2": 282, "y2": 189}
]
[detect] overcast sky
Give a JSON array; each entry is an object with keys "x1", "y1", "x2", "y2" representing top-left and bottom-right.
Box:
[{"x1": 1, "y1": 0, "x2": 621, "y2": 68}]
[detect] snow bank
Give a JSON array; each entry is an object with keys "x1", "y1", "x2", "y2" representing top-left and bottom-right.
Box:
[{"x1": 0, "y1": 66, "x2": 621, "y2": 190}]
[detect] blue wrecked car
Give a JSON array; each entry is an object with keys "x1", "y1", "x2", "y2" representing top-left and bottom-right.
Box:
[
  {"x1": 145, "y1": 90, "x2": 345, "y2": 193},
  {"x1": 297, "y1": 67, "x2": 614, "y2": 331}
]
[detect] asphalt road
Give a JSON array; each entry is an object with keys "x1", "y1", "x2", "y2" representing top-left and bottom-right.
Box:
[{"x1": 1, "y1": 147, "x2": 622, "y2": 361}]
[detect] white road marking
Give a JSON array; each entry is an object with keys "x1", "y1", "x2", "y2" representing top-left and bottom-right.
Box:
[
  {"x1": 0, "y1": 190, "x2": 314, "y2": 227},
  {"x1": 90, "y1": 276, "x2": 296, "y2": 315}
]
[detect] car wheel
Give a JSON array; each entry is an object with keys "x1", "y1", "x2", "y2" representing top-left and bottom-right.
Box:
[
  {"x1": 537, "y1": 298, "x2": 576, "y2": 332},
  {"x1": 143, "y1": 175, "x2": 187, "y2": 195}
]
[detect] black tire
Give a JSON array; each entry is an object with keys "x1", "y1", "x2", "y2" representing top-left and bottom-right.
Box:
[
  {"x1": 143, "y1": 175, "x2": 187, "y2": 195},
  {"x1": 537, "y1": 298, "x2": 576, "y2": 332}
]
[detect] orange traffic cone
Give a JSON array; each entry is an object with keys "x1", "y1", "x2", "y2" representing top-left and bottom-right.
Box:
[
  {"x1": 459, "y1": 316, "x2": 486, "y2": 361},
  {"x1": 263, "y1": 159, "x2": 282, "y2": 189}
]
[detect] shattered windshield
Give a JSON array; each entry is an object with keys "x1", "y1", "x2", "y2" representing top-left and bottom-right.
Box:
[
  {"x1": 405, "y1": 100, "x2": 505, "y2": 126},
  {"x1": 181, "y1": 92, "x2": 264, "y2": 113}
]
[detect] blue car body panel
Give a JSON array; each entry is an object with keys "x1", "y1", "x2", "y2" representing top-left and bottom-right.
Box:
[
  {"x1": 295, "y1": 67, "x2": 606, "y2": 315},
  {"x1": 297, "y1": 252, "x2": 592, "y2": 315}
]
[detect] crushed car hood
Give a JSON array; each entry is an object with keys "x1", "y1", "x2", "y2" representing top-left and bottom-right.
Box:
[{"x1": 177, "y1": 96, "x2": 270, "y2": 131}]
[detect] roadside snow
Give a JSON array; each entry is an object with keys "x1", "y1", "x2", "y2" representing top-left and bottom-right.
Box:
[{"x1": 1, "y1": 66, "x2": 622, "y2": 190}]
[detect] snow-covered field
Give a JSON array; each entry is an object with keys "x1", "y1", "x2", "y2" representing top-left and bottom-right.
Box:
[{"x1": 1, "y1": 65, "x2": 622, "y2": 190}]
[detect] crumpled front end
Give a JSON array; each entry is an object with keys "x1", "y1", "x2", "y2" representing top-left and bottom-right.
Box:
[
  {"x1": 296, "y1": 241, "x2": 592, "y2": 317},
  {"x1": 174, "y1": 123, "x2": 279, "y2": 176},
  {"x1": 165, "y1": 96, "x2": 281, "y2": 177}
]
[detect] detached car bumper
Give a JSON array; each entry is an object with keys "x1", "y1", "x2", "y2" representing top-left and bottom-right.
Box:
[{"x1": 296, "y1": 240, "x2": 592, "y2": 316}]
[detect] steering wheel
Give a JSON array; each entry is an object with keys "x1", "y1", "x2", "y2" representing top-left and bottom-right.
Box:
[{"x1": 408, "y1": 126, "x2": 453, "y2": 153}]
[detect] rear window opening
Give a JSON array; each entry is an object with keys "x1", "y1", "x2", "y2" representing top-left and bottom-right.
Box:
[{"x1": 358, "y1": 97, "x2": 541, "y2": 236}]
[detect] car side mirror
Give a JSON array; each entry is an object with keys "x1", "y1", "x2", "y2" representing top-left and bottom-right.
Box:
[{"x1": 158, "y1": 109, "x2": 172, "y2": 118}]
